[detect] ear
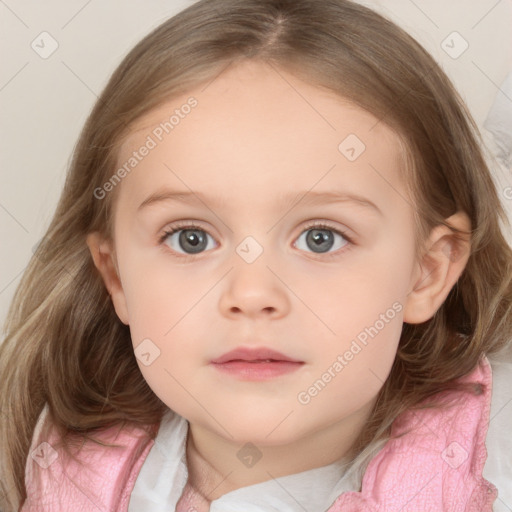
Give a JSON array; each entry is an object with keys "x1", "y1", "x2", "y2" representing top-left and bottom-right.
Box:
[
  {"x1": 86, "y1": 232, "x2": 130, "y2": 325},
  {"x1": 403, "y1": 211, "x2": 471, "y2": 324}
]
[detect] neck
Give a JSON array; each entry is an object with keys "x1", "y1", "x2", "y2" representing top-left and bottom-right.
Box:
[{"x1": 184, "y1": 397, "x2": 376, "y2": 501}]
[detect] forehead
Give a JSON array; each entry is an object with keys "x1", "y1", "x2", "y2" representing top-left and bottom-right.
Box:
[{"x1": 114, "y1": 60, "x2": 409, "y2": 216}]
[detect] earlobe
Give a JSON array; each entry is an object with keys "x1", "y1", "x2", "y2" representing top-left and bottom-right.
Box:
[
  {"x1": 403, "y1": 212, "x2": 471, "y2": 324},
  {"x1": 85, "y1": 232, "x2": 130, "y2": 325}
]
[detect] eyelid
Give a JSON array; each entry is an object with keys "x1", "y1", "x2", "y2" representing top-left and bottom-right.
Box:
[
  {"x1": 157, "y1": 220, "x2": 215, "y2": 245},
  {"x1": 299, "y1": 219, "x2": 355, "y2": 243}
]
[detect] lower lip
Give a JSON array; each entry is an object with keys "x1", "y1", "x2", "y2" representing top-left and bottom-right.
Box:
[{"x1": 210, "y1": 361, "x2": 304, "y2": 380}]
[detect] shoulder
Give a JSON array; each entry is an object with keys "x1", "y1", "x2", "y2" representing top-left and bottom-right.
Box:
[
  {"x1": 330, "y1": 355, "x2": 499, "y2": 511},
  {"x1": 483, "y1": 349, "x2": 512, "y2": 506},
  {"x1": 21, "y1": 404, "x2": 159, "y2": 512}
]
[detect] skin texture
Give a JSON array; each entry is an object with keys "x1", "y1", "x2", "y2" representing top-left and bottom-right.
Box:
[{"x1": 87, "y1": 60, "x2": 471, "y2": 506}]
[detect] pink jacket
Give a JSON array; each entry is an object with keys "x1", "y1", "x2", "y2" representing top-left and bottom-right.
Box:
[{"x1": 21, "y1": 356, "x2": 497, "y2": 511}]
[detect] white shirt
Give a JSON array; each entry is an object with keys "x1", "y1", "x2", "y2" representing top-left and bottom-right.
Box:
[{"x1": 128, "y1": 353, "x2": 512, "y2": 511}]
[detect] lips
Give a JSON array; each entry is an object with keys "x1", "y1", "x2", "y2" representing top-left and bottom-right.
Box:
[{"x1": 210, "y1": 347, "x2": 303, "y2": 364}]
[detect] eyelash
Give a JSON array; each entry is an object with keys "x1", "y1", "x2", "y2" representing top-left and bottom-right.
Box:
[{"x1": 158, "y1": 220, "x2": 354, "y2": 261}]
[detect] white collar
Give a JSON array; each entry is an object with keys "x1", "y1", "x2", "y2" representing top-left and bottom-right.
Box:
[{"x1": 129, "y1": 409, "x2": 361, "y2": 512}]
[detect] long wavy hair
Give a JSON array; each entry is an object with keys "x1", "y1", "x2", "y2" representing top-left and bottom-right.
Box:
[{"x1": 1, "y1": 0, "x2": 511, "y2": 509}]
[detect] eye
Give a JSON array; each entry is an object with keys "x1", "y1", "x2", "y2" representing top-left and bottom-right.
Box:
[
  {"x1": 294, "y1": 222, "x2": 352, "y2": 257},
  {"x1": 158, "y1": 221, "x2": 353, "y2": 259},
  {"x1": 159, "y1": 223, "x2": 216, "y2": 256}
]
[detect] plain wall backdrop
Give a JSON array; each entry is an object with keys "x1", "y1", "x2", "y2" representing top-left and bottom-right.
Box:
[{"x1": 1, "y1": 0, "x2": 512, "y2": 333}]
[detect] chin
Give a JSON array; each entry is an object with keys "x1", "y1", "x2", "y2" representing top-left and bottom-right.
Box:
[{"x1": 216, "y1": 411, "x2": 313, "y2": 447}]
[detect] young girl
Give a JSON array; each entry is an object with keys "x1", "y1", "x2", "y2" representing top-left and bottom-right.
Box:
[{"x1": 1, "y1": 0, "x2": 511, "y2": 510}]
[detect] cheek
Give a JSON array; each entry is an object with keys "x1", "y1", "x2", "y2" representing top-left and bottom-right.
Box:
[
  {"x1": 118, "y1": 259, "x2": 208, "y2": 396},
  {"x1": 296, "y1": 310, "x2": 402, "y2": 424},
  {"x1": 297, "y1": 258, "x2": 407, "y2": 348},
  {"x1": 120, "y1": 255, "x2": 201, "y2": 339},
  {"x1": 301, "y1": 228, "x2": 413, "y2": 317},
  {"x1": 295, "y1": 254, "x2": 406, "y2": 406}
]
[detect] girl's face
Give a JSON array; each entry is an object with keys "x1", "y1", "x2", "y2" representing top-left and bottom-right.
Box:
[{"x1": 92, "y1": 60, "x2": 425, "y2": 450}]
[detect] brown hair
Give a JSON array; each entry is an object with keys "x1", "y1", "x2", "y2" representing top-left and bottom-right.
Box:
[{"x1": 1, "y1": 0, "x2": 511, "y2": 509}]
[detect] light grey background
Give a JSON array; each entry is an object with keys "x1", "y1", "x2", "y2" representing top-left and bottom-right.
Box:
[{"x1": 1, "y1": 0, "x2": 512, "y2": 331}]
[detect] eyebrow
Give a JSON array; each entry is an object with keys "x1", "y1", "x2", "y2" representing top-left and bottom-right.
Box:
[{"x1": 137, "y1": 189, "x2": 383, "y2": 217}]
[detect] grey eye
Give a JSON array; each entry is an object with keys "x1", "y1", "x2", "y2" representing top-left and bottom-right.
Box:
[
  {"x1": 295, "y1": 228, "x2": 348, "y2": 254},
  {"x1": 164, "y1": 228, "x2": 216, "y2": 254}
]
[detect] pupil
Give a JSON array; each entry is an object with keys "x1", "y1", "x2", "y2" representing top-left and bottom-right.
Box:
[
  {"x1": 180, "y1": 230, "x2": 207, "y2": 254},
  {"x1": 308, "y1": 229, "x2": 333, "y2": 253}
]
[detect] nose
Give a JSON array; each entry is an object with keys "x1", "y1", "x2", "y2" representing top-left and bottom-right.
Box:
[{"x1": 218, "y1": 260, "x2": 290, "y2": 319}]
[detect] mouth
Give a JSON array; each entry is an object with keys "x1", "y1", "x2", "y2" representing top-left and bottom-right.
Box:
[
  {"x1": 210, "y1": 347, "x2": 303, "y2": 365},
  {"x1": 210, "y1": 347, "x2": 305, "y2": 381},
  {"x1": 227, "y1": 359, "x2": 287, "y2": 363},
  {"x1": 211, "y1": 360, "x2": 304, "y2": 380}
]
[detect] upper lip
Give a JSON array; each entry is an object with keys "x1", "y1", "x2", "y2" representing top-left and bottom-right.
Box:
[{"x1": 211, "y1": 347, "x2": 304, "y2": 364}]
